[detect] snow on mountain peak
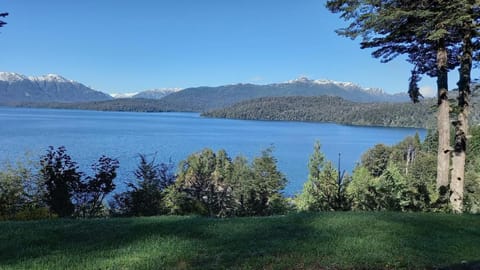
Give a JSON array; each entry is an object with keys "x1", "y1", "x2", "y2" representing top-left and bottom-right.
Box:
[
  {"x1": 110, "y1": 92, "x2": 139, "y2": 98},
  {"x1": 286, "y1": 76, "x2": 315, "y2": 84},
  {"x1": 286, "y1": 76, "x2": 360, "y2": 88},
  {"x1": 0, "y1": 72, "x2": 28, "y2": 82},
  {"x1": 29, "y1": 74, "x2": 73, "y2": 83},
  {"x1": 144, "y1": 88, "x2": 183, "y2": 93}
]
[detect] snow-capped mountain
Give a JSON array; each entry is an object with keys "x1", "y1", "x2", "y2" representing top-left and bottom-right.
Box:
[
  {"x1": 159, "y1": 76, "x2": 410, "y2": 112},
  {"x1": 285, "y1": 76, "x2": 359, "y2": 89},
  {"x1": 110, "y1": 92, "x2": 139, "y2": 99},
  {"x1": 132, "y1": 88, "x2": 182, "y2": 99},
  {"x1": 0, "y1": 72, "x2": 112, "y2": 104},
  {"x1": 280, "y1": 76, "x2": 408, "y2": 102}
]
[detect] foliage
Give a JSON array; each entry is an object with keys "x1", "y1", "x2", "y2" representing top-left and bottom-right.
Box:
[
  {"x1": 0, "y1": 12, "x2": 7, "y2": 28},
  {"x1": 168, "y1": 147, "x2": 287, "y2": 217},
  {"x1": 0, "y1": 158, "x2": 45, "y2": 220},
  {"x1": 74, "y1": 156, "x2": 119, "y2": 218},
  {"x1": 40, "y1": 146, "x2": 83, "y2": 217},
  {"x1": 360, "y1": 144, "x2": 392, "y2": 177},
  {"x1": 39, "y1": 146, "x2": 119, "y2": 218},
  {"x1": 347, "y1": 166, "x2": 378, "y2": 211},
  {"x1": 110, "y1": 154, "x2": 174, "y2": 216},
  {"x1": 296, "y1": 141, "x2": 350, "y2": 211},
  {"x1": 464, "y1": 125, "x2": 480, "y2": 213},
  {"x1": 203, "y1": 96, "x2": 441, "y2": 128},
  {"x1": 248, "y1": 147, "x2": 288, "y2": 215},
  {"x1": 347, "y1": 135, "x2": 443, "y2": 212},
  {"x1": 168, "y1": 149, "x2": 232, "y2": 217}
]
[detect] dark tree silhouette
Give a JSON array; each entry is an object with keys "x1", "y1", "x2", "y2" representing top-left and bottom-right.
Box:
[{"x1": 0, "y1": 12, "x2": 8, "y2": 28}]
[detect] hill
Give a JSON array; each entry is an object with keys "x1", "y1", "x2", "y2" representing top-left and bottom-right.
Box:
[
  {"x1": 160, "y1": 77, "x2": 410, "y2": 111},
  {"x1": 1, "y1": 212, "x2": 479, "y2": 269},
  {"x1": 203, "y1": 96, "x2": 436, "y2": 128},
  {"x1": 0, "y1": 72, "x2": 112, "y2": 104},
  {"x1": 15, "y1": 98, "x2": 187, "y2": 112},
  {"x1": 203, "y1": 93, "x2": 480, "y2": 128}
]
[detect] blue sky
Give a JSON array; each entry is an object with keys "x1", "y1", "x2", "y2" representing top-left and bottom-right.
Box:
[{"x1": 0, "y1": 0, "x2": 470, "y2": 95}]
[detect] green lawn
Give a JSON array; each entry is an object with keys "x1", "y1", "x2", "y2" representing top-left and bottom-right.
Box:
[{"x1": 0, "y1": 212, "x2": 479, "y2": 269}]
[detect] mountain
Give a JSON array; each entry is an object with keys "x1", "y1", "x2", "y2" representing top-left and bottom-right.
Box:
[
  {"x1": 0, "y1": 72, "x2": 113, "y2": 104},
  {"x1": 160, "y1": 77, "x2": 410, "y2": 112},
  {"x1": 132, "y1": 88, "x2": 181, "y2": 99}
]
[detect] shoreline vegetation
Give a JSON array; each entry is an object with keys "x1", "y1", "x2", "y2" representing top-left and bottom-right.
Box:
[
  {"x1": 1, "y1": 110, "x2": 480, "y2": 269},
  {"x1": 5, "y1": 94, "x2": 480, "y2": 129}
]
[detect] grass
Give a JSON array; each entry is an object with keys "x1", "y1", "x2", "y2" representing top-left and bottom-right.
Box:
[{"x1": 0, "y1": 212, "x2": 479, "y2": 269}]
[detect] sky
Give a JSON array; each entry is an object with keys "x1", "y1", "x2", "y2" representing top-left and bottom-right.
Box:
[{"x1": 0, "y1": 0, "x2": 474, "y2": 95}]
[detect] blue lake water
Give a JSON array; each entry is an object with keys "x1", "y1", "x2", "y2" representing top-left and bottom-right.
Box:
[{"x1": 0, "y1": 107, "x2": 425, "y2": 195}]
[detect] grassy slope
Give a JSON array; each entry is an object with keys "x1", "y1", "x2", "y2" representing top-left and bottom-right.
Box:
[{"x1": 0, "y1": 212, "x2": 479, "y2": 270}]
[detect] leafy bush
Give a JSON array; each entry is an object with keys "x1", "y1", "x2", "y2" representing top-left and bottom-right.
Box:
[{"x1": 0, "y1": 158, "x2": 44, "y2": 220}]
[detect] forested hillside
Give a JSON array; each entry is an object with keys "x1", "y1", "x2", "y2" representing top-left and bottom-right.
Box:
[
  {"x1": 159, "y1": 77, "x2": 409, "y2": 111},
  {"x1": 203, "y1": 96, "x2": 437, "y2": 128},
  {"x1": 15, "y1": 98, "x2": 193, "y2": 112}
]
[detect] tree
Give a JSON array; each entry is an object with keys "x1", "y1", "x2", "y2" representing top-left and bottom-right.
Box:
[
  {"x1": 250, "y1": 147, "x2": 288, "y2": 215},
  {"x1": 449, "y1": 0, "x2": 480, "y2": 212},
  {"x1": 171, "y1": 149, "x2": 235, "y2": 217},
  {"x1": 0, "y1": 162, "x2": 30, "y2": 219},
  {"x1": 230, "y1": 155, "x2": 255, "y2": 216},
  {"x1": 327, "y1": 0, "x2": 479, "y2": 211},
  {"x1": 296, "y1": 141, "x2": 326, "y2": 211},
  {"x1": 296, "y1": 141, "x2": 350, "y2": 211},
  {"x1": 347, "y1": 166, "x2": 378, "y2": 211},
  {"x1": 75, "y1": 156, "x2": 119, "y2": 217},
  {"x1": 0, "y1": 12, "x2": 7, "y2": 29},
  {"x1": 111, "y1": 154, "x2": 174, "y2": 216},
  {"x1": 40, "y1": 146, "x2": 82, "y2": 217},
  {"x1": 360, "y1": 144, "x2": 391, "y2": 177}
]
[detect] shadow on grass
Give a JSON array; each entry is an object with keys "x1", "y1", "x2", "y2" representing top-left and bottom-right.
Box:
[
  {"x1": 0, "y1": 214, "x2": 315, "y2": 269},
  {"x1": 0, "y1": 212, "x2": 479, "y2": 269},
  {"x1": 367, "y1": 212, "x2": 480, "y2": 269}
]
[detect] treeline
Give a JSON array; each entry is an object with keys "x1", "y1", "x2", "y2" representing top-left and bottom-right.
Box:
[
  {"x1": 296, "y1": 127, "x2": 480, "y2": 213},
  {"x1": 12, "y1": 98, "x2": 196, "y2": 113},
  {"x1": 2, "y1": 127, "x2": 480, "y2": 220},
  {"x1": 203, "y1": 95, "x2": 480, "y2": 129},
  {"x1": 0, "y1": 146, "x2": 287, "y2": 220}
]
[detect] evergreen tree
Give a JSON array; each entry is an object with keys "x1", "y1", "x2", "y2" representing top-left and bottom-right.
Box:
[
  {"x1": 230, "y1": 156, "x2": 257, "y2": 216},
  {"x1": 111, "y1": 154, "x2": 174, "y2": 216},
  {"x1": 173, "y1": 149, "x2": 235, "y2": 217},
  {"x1": 360, "y1": 144, "x2": 391, "y2": 177},
  {"x1": 250, "y1": 147, "x2": 287, "y2": 215},
  {"x1": 347, "y1": 166, "x2": 378, "y2": 211},
  {"x1": 296, "y1": 142, "x2": 350, "y2": 211},
  {"x1": 325, "y1": 0, "x2": 480, "y2": 208}
]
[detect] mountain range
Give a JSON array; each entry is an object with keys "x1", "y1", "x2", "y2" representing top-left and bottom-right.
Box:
[
  {"x1": 0, "y1": 72, "x2": 112, "y2": 104},
  {"x1": 0, "y1": 72, "x2": 410, "y2": 111},
  {"x1": 156, "y1": 77, "x2": 409, "y2": 111}
]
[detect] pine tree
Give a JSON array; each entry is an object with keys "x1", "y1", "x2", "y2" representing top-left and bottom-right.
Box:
[
  {"x1": 326, "y1": 0, "x2": 480, "y2": 211},
  {"x1": 296, "y1": 141, "x2": 350, "y2": 211}
]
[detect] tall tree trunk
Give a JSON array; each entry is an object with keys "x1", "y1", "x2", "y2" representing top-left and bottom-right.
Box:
[
  {"x1": 436, "y1": 40, "x2": 451, "y2": 198},
  {"x1": 450, "y1": 22, "x2": 473, "y2": 213}
]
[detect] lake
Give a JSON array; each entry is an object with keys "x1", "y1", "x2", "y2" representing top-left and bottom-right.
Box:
[{"x1": 0, "y1": 107, "x2": 425, "y2": 195}]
